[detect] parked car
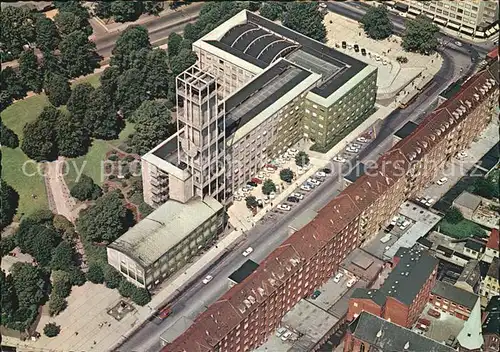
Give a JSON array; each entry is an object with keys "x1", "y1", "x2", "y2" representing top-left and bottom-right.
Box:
[
  {"x1": 319, "y1": 2, "x2": 327, "y2": 8},
  {"x1": 300, "y1": 184, "x2": 312, "y2": 191},
  {"x1": 390, "y1": 216, "x2": 398, "y2": 226},
  {"x1": 311, "y1": 290, "x2": 321, "y2": 299},
  {"x1": 457, "y1": 151, "x2": 467, "y2": 159},
  {"x1": 350, "y1": 143, "x2": 361, "y2": 149},
  {"x1": 307, "y1": 178, "x2": 321, "y2": 186},
  {"x1": 428, "y1": 309, "x2": 441, "y2": 318},
  {"x1": 333, "y1": 155, "x2": 346, "y2": 163},
  {"x1": 275, "y1": 327, "x2": 287, "y2": 337},
  {"x1": 247, "y1": 181, "x2": 257, "y2": 187},
  {"x1": 287, "y1": 196, "x2": 300, "y2": 203},
  {"x1": 346, "y1": 277, "x2": 357, "y2": 288},
  {"x1": 257, "y1": 199, "x2": 263, "y2": 208},
  {"x1": 269, "y1": 191, "x2": 276, "y2": 199},
  {"x1": 315, "y1": 171, "x2": 327, "y2": 178},
  {"x1": 333, "y1": 272, "x2": 344, "y2": 283},
  {"x1": 291, "y1": 192, "x2": 304, "y2": 200},
  {"x1": 251, "y1": 177, "x2": 262, "y2": 184},
  {"x1": 454, "y1": 41, "x2": 463, "y2": 47},
  {"x1": 356, "y1": 136, "x2": 368, "y2": 143},
  {"x1": 322, "y1": 168, "x2": 332, "y2": 174},
  {"x1": 346, "y1": 146, "x2": 360, "y2": 153},
  {"x1": 287, "y1": 148, "x2": 299, "y2": 156},
  {"x1": 202, "y1": 275, "x2": 213, "y2": 284},
  {"x1": 436, "y1": 177, "x2": 448, "y2": 185},
  {"x1": 277, "y1": 204, "x2": 291, "y2": 211},
  {"x1": 242, "y1": 247, "x2": 253, "y2": 257}
]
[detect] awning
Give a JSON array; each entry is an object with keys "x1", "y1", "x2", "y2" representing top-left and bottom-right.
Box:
[
  {"x1": 434, "y1": 17, "x2": 447, "y2": 25},
  {"x1": 447, "y1": 22, "x2": 460, "y2": 30},
  {"x1": 461, "y1": 27, "x2": 474, "y2": 34}
]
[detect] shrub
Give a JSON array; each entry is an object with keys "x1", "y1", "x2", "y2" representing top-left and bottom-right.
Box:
[
  {"x1": 245, "y1": 196, "x2": 258, "y2": 209},
  {"x1": 444, "y1": 207, "x2": 464, "y2": 224},
  {"x1": 295, "y1": 151, "x2": 310, "y2": 167},
  {"x1": 103, "y1": 265, "x2": 123, "y2": 289},
  {"x1": 67, "y1": 266, "x2": 86, "y2": 286},
  {"x1": 280, "y1": 168, "x2": 294, "y2": 183},
  {"x1": 131, "y1": 287, "x2": 151, "y2": 306},
  {"x1": 108, "y1": 154, "x2": 119, "y2": 161},
  {"x1": 53, "y1": 276, "x2": 72, "y2": 298},
  {"x1": 48, "y1": 294, "x2": 67, "y2": 316},
  {"x1": 86, "y1": 263, "x2": 104, "y2": 284},
  {"x1": 262, "y1": 179, "x2": 277, "y2": 195},
  {"x1": 118, "y1": 280, "x2": 136, "y2": 298},
  {"x1": 43, "y1": 323, "x2": 61, "y2": 337}
]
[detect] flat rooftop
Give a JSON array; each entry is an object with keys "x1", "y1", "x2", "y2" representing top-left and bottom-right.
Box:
[
  {"x1": 394, "y1": 121, "x2": 418, "y2": 140},
  {"x1": 224, "y1": 59, "x2": 312, "y2": 137},
  {"x1": 228, "y1": 259, "x2": 259, "y2": 284},
  {"x1": 341, "y1": 248, "x2": 384, "y2": 283},
  {"x1": 108, "y1": 197, "x2": 222, "y2": 268},
  {"x1": 201, "y1": 10, "x2": 367, "y2": 99},
  {"x1": 344, "y1": 162, "x2": 366, "y2": 183},
  {"x1": 152, "y1": 133, "x2": 178, "y2": 164}
]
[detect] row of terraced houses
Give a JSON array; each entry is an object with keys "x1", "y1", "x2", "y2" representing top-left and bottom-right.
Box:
[{"x1": 161, "y1": 49, "x2": 498, "y2": 352}]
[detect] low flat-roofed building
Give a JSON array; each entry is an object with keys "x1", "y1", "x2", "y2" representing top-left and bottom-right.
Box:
[
  {"x1": 344, "y1": 311, "x2": 455, "y2": 352},
  {"x1": 254, "y1": 300, "x2": 340, "y2": 352},
  {"x1": 228, "y1": 259, "x2": 259, "y2": 288},
  {"x1": 430, "y1": 281, "x2": 480, "y2": 320},
  {"x1": 340, "y1": 248, "x2": 384, "y2": 285},
  {"x1": 453, "y1": 191, "x2": 482, "y2": 220},
  {"x1": 107, "y1": 196, "x2": 224, "y2": 288}
]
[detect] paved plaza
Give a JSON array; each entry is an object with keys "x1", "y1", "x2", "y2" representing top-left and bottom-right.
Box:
[{"x1": 324, "y1": 11, "x2": 443, "y2": 100}]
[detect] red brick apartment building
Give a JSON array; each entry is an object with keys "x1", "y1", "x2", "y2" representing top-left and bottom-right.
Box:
[
  {"x1": 347, "y1": 246, "x2": 438, "y2": 328},
  {"x1": 430, "y1": 281, "x2": 479, "y2": 320},
  {"x1": 162, "y1": 60, "x2": 498, "y2": 352}
]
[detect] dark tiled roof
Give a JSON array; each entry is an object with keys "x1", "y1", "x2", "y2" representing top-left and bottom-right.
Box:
[
  {"x1": 465, "y1": 238, "x2": 485, "y2": 253},
  {"x1": 351, "y1": 288, "x2": 387, "y2": 306},
  {"x1": 228, "y1": 259, "x2": 259, "y2": 284},
  {"x1": 349, "y1": 312, "x2": 455, "y2": 352},
  {"x1": 487, "y1": 257, "x2": 499, "y2": 278},
  {"x1": 482, "y1": 295, "x2": 499, "y2": 335},
  {"x1": 381, "y1": 246, "x2": 438, "y2": 306},
  {"x1": 394, "y1": 121, "x2": 418, "y2": 140},
  {"x1": 431, "y1": 281, "x2": 479, "y2": 310}
]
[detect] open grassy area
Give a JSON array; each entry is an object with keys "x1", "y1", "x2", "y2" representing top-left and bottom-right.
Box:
[
  {"x1": 438, "y1": 219, "x2": 488, "y2": 239},
  {"x1": 0, "y1": 71, "x2": 104, "y2": 216}
]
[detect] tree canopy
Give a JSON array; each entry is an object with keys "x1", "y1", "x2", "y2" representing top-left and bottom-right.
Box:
[
  {"x1": 76, "y1": 191, "x2": 130, "y2": 243},
  {"x1": 0, "y1": 179, "x2": 19, "y2": 230},
  {"x1": 59, "y1": 30, "x2": 100, "y2": 78},
  {"x1": 111, "y1": 26, "x2": 151, "y2": 72},
  {"x1": 0, "y1": 120, "x2": 19, "y2": 149},
  {"x1": 262, "y1": 179, "x2": 277, "y2": 195},
  {"x1": 67, "y1": 82, "x2": 95, "y2": 120},
  {"x1": 142, "y1": 49, "x2": 171, "y2": 99},
  {"x1": 470, "y1": 177, "x2": 499, "y2": 199},
  {"x1": 282, "y1": 2, "x2": 326, "y2": 42},
  {"x1": 56, "y1": 111, "x2": 90, "y2": 158},
  {"x1": 0, "y1": 6, "x2": 37, "y2": 61},
  {"x1": 115, "y1": 68, "x2": 147, "y2": 118},
  {"x1": 361, "y1": 5, "x2": 393, "y2": 40},
  {"x1": 167, "y1": 32, "x2": 183, "y2": 59},
  {"x1": 70, "y1": 174, "x2": 102, "y2": 201},
  {"x1": 295, "y1": 151, "x2": 310, "y2": 167},
  {"x1": 85, "y1": 87, "x2": 122, "y2": 139},
  {"x1": 129, "y1": 100, "x2": 175, "y2": 154},
  {"x1": 86, "y1": 263, "x2": 105, "y2": 283},
  {"x1": 259, "y1": 2, "x2": 285, "y2": 21},
  {"x1": 279, "y1": 168, "x2": 294, "y2": 183},
  {"x1": 19, "y1": 49, "x2": 44, "y2": 93},
  {"x1": 44, "y1": 74, "x2": 71, "y2": 107},
  {"x1": 402, "y1": 15, "x2": 439, "y2": 54},
  {"x1": 10, "y1": 262, "x2": 48, "y2": 310},
  {"x1": 51, "y1": 241, "x2": 76, "y2": 271},
  {"x1": 21, "y1": 106, "x2": 60, "y2": 161},
  {"x1": 35, "y1": 17, "x2": 60, "y2": 51},
  {"x1": 170, "y1": 48, "x2": 198, "y2": 77},
  {"x1": 1, "y1": 67, "x2": 27, "y2": 101},
  {"x1": 110, "y1": 1, "x2": 143, "y2": 23}
]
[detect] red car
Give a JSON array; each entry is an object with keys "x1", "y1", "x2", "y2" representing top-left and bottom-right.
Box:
[
  {"x1": 251, "y1": 177, "x2": 262, "y2": 184},
  {"x1": 158, "y1": 306, "x2": 172, "y2": 320},
  {"x1": 418, "y1": 318, "x2": 431, "y2": 326},
  {"x1": 428, "y1": 309, "x2": 441, "y2": 318}
]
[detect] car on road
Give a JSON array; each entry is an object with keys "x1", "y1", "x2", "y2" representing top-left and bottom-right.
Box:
[
  {"x1": 454, "y1": 41, "x2": 462, "y2": 47},
  {"x1": 277, "y1": 204, "x2": 292, "y2": 211},
  {"x1": 346, "y1": 146, "x2": 360, "y2": 153},
  {"x1": 322, "y1": 168, "x2": 332, "y2": 174},
  {"x1": 291, "y1": 192, "x2": 304, "y2": 200},
  {"x1": 202, "y1": 275, "x2": 213, "y2": 284},
  {"x1": 333, "y1": 272, "x2": 344, "y2": 283},
  {"x1": 315, "y1": 171, "x2": 327, "y2": 178},
  {"x1": 346, "y1": 277, "x2": 357, "y2": 288},
  {"x1": 350, "y1": 143, "x2": 361, "y2": 149},
  {"x1": 287, "y1": 196, "x2": 300, "y2": 203},
  {"x1": 300, "y1": 184, "x2": 312, "y2": 191},
  {"x1": 242, "y1": 247, "x2": 253, "y2": 257},
  {"x1": 356, "y1": 136, "x2": 368, "y2": 143},
  {"x1": 436, "y1": 177, "x2": 448, "y2": 185},
  {"x1": 333, "y1": 155, "x2": 346, "y2": 163},
  {"x1": 307, "y1": 178, "x2": 321, "y2": 186}
]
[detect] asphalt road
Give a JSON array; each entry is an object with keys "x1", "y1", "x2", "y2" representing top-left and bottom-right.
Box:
[
  {"x1": 118, "y1": 5, "x2": 486, "y2": 352},
  {"x1": 94, "y1": 3, "x2": 202, "y2": 59}
]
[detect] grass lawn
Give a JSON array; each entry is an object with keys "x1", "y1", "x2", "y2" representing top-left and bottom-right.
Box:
[
  {"x1": 438, "y1": 219, "x2": 487, "y2": 239},
  {"x1": 0, "y1": 71, "x2": 105, "y2": 216},
  {"x1": 1, "y1": 148, "x2": 48, "y2": 217},
  {"x1": 65, "y1": 122, "x2": 135, "y2": 188}
]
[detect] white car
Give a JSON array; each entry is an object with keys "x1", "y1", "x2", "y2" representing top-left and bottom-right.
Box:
[
  {"x1": 333, "y1": 155, "x2": 346, "y2": 163},
  {"x1": 356, "y1": 137, "x2": 368, "y2": 143},
  {"x1": 437, "y1": 177, "x2": 448, "y2": 185},
  {"x1": 346, "y1": 147, "x2": 359, "y2": 153},
  {"x1": 277, "y1": 204, "x2": 291, "y2": 211},
  {"x1": 281, "y1": 331, "x2": 292, "y2": 341},
  {"x1": 319, "y1": 2, "x2": 327, "y2": 8},
  {"x1": 315, "y1": 171, "x2": 327, "y2": 178},
  {"x1": 291, "y1": 192, "x2": 304, "y2": 200},
  {"x1": 307, "y1": 178, "x2": 321, "y2": 186},
  {"x1": 455, "y1": 41, "x2": 463, "y2": 47},
  {"x1": 350, "y1": 143, "x2": 361, "y2": 149},
  {"x1": 202, "y1": 275, "x2": 213, "y2": 284},
  {"x1": 457, "y1": 151, "x2": 467, "y2": 159},
  {"x1": 300, "y1": 184, "x2": 312, "y2": 191},
  {"x1": 257, "y1": 172, "x2": 266, "y2": 179},
  {"x1": 287, "y1": 148, "x2": 299, "y2": 156},
  {"x1": 390, "y1": 216, "x2": 398, "y2": 226},
  {"x1": 346, "y1": 278, "x2": 357, "y2": 288},
  {"x1": 242, "y1": 247, "x2": 253, "y2": 257},
  {"x1": 269, "y1": 191, "x2": 276, "y2": 199},
  {"x1": 333, "y1": 272, "x2": 344, "y2": 283}
]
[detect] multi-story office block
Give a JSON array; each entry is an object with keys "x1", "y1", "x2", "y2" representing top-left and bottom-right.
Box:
[
  {"x1": 163, "y1": 60, "x2": 498, "y2": 352},
  {"x1": 194, "y1": 10, "x2": 377, "y2": 152},
  {"x1": 386, "y1": 0, "x2": 499, "y2": 39},
  {"x1": 107, "y1": 196, "x2": 223, "y2": 289}
]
